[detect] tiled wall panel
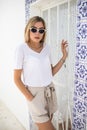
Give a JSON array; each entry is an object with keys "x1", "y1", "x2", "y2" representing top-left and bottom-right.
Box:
[{"x1": 72, "y1": 0, "x2": 87, "y2": 129}]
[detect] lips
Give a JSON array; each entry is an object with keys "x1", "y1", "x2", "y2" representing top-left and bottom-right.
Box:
[{"x1": 34, "y1": 37, "x2": 40, "y2": 39}]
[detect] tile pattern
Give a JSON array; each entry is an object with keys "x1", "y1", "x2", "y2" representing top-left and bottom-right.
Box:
[
  {"x1": 72, "y1": 0, "x2": 87, "y2": 130},
  {"x1": 25, "y1": 0, "x2": 36, "y2": 24}
]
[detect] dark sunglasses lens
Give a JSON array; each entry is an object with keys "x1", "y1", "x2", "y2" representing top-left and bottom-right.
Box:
[
  {"x1": 31, "y1": 28, "x2": 37, "y2": 33},
  {"x1": 30, "y1": 28, "x2": 45, "y2": 34},
  {"x1": 39, "y1": 29, "x2": 45, "y2": 34}
]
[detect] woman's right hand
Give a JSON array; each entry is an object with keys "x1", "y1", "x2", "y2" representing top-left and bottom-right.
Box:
[{"x1": 61, "y1": 39, "x2": 68, "y2": 60}]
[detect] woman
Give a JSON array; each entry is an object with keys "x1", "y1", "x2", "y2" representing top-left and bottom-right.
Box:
[{"x1": 14, "y1": 16, "x2": 68, "y2": 130}]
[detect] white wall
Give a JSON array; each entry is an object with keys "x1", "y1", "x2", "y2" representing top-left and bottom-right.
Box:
[{"x1": 0, "y1": 0, "x2": 29, "y2": 130}]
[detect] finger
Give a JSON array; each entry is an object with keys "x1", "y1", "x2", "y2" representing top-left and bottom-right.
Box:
[
  {"x1": 64, "y1": 41, "x2": 68, "y2": 44},
  {"x1": 62, "y1": 40, "x2": 68, "y2": 45},
  {"x1": 62, "y1": 39, "x2": 64, "y2": 42},
  {"x1": 62, "y1": 43, "x2": 68, "y2": 47}
]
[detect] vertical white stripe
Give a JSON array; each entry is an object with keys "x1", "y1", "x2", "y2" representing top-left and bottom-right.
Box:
[
  {"x1": 48, "y1": 9, "x2": 50, "y2": 45},
  {"x1": 66, "y1": 0, "x2": 71, "y2": 130}
]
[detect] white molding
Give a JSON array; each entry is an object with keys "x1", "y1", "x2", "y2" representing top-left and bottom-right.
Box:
[{"x1": 30, "y1": 0, "x2": 69, "y2": 11}]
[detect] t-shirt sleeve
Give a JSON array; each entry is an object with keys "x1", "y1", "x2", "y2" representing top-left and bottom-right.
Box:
[{"x1": 14, "y1": 45, "x2": 24, "y2": 69}]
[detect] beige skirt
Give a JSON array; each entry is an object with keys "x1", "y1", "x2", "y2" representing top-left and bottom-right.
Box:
[{"x1": 26, "y1": 82, "x2": 58, "y2": 123}]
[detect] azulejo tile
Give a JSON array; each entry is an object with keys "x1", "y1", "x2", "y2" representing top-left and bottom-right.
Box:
[
  {"x1": 74, "y1": 80, "x2": 87, "y2": 98},
  {"x1": 75, "y1": 62, "x2": 87, "y2": 81},
  {"x1": 73, "y1": 0, "x2": 87, "y2": 129},
  {"x1": 77, "y1": 0, "x2": 87, "y2": 21},
  {"x1": 77, "y1": 22, "x2": 87, "y2": 40},
  {"x1": 72, "y1": 115, "x2": 86, "y2": 130},
  {"x1": 76, "y1": 43, "x2": 87, "y2": 62}
]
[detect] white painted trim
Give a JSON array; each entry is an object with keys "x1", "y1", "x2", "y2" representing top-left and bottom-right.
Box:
[
  {"x1": 30, "y1": 0, "x2": 69, "y2": 11},
  {"x1": 57, "y1": 5, "x2": 59, "y2": 47},
  {"x1": 48, "y1": 9, "x2": 50, "y2": 45}
]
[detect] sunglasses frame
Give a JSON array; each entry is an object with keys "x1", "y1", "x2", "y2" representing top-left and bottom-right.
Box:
[{"x1": 29, "y1": 27, "x2": 46, "y2": 34}]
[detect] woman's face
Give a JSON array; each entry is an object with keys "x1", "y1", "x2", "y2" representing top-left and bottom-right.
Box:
[{"x1": 29, "y1": 22, "x2": 45, "y2": 44}]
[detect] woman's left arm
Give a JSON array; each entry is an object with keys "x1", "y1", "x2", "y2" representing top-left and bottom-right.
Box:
[{"x1": 52, "y1": 40, "x2": 68, "y2": 76}]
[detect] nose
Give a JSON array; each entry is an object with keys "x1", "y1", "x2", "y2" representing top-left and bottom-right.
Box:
[{"x1": 35, "y1": 30, "x2": 40, "y2": 34}]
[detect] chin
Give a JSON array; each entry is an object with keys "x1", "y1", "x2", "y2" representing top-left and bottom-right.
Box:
[{"x1": 34, "y1": 40, "x2": 41, "y2": 43}]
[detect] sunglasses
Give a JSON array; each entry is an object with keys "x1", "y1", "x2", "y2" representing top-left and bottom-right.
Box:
[{"x1": 30, "y1": 27, "x2": 46, "y2": 34}]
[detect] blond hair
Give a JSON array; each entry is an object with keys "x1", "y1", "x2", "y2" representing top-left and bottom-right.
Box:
[{"x1": 24, "y1": 16, "x2": 46, "y2": 44}]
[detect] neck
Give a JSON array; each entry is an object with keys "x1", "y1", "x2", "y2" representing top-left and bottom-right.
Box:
[{"x1": 29, "y1": 41, "x2": 43, "y2": 49}]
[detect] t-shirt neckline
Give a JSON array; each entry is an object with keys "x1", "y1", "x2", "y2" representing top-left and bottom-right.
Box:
[{"x1": 25, "y1": 43, "x2": 46, "y2": 55}]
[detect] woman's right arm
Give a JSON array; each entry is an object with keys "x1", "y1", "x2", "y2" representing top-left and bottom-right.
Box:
[{"x1": 14, "y1": 69, "x2": 34, "y2": 101}]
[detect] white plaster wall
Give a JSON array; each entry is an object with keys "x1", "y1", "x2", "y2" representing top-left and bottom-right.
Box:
[{"x1": 0, "y1": 0, "x2": 29, "y2": 130}]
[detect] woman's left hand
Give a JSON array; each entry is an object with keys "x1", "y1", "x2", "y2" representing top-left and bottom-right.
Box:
[{"x1": 61, "y1": 39, "x2": 68, "y2": 59}]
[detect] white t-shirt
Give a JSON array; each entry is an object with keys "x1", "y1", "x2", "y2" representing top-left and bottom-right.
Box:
[{"x1": 14, "y1": 43, "x2": 53, "y2": 87}]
